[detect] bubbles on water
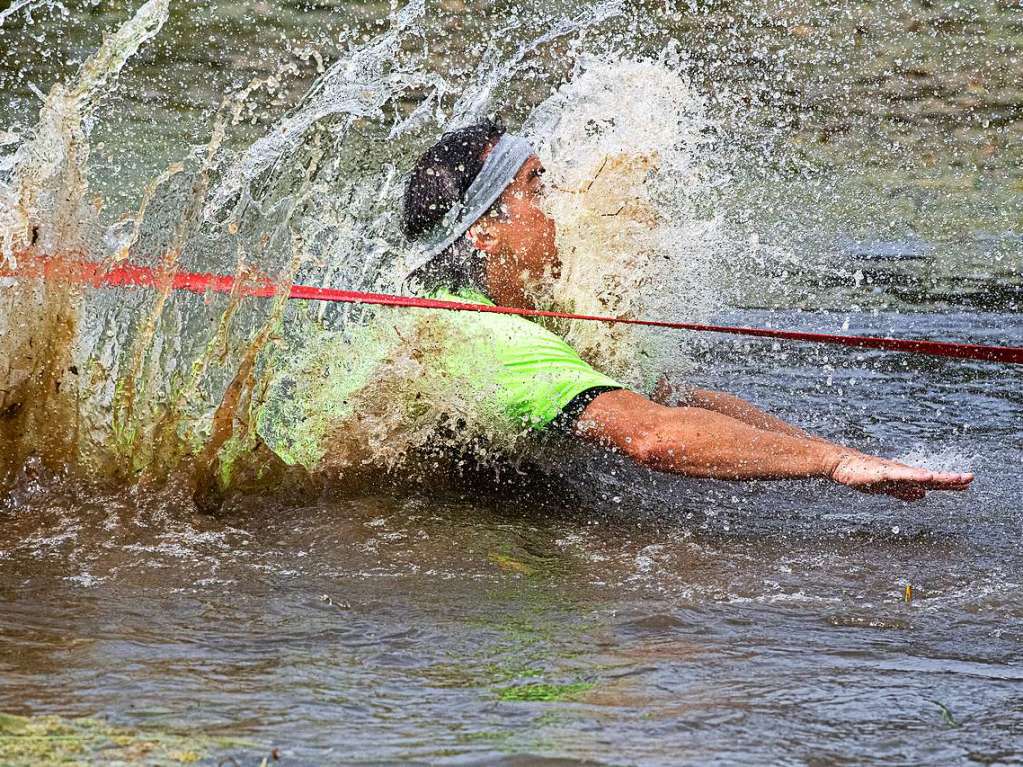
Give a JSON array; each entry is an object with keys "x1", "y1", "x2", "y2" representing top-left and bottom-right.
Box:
[{"x1": 64, "y1": 571, "x2": 103, "y2": 588}]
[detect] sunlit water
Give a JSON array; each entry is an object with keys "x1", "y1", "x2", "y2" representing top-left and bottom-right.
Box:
[{"x1": 1, "y1": 0, "x2": 1022, "y2": 764}]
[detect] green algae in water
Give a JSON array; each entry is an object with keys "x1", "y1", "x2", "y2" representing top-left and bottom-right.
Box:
[
  {"x1": 488, "y1": 552, "x2": 536, "y2": 576},
  {"x1": 498, "y1": 681, "x2": 595, "y2": 702},
  {"x1": 0, "y1": 712, "x2": 249, "y2": 766}
]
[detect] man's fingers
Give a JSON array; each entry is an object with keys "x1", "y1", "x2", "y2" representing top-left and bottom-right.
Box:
[
  {"x1": 879, "y1": 466, "x2": 974, "y2": 489},
  {"x1": 885, "y1": 465, "x2": 936, "y2": 483},
  {"x1": 834, "y1": 455, "x2": 975, "y2": 496},
  {"x1": 917, "y1": 471, "x2": 974, "y2": 489},
  {"x1": 854, "y1": 472, "x2": 973, "y2": 495}
]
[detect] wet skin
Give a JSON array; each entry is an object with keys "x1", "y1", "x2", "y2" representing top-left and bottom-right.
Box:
[
  {"x1": 466, "y1": 154, "x2": 558, "y2": 311},
  {"x1": 465, "y1": 152, "x2": 974, "y2": 502}
]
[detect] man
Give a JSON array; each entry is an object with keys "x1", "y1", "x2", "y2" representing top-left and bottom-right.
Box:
[{"x1": 400, "y1": 120, "x2": 973, "y2": 502}]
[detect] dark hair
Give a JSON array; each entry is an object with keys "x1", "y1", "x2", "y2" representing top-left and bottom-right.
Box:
[{"x1": 402, "y1": 118, "x2": 506, "y2": 241}]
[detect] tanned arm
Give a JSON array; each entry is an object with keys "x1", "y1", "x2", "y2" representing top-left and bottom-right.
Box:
[
  {"x1": 653, "y1": 378, "x2": 821, "y2": 440},
  {"x1": 576, "y1": 389, "x2": 973, "y2": 502},
  {"x1": 683, "y1": 387, "x2": 818, "y2": 440}
]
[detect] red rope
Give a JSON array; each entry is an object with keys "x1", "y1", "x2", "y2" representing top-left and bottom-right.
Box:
[{"x1": 4, "y1": 252, "x2": 1022, "y2": 365}]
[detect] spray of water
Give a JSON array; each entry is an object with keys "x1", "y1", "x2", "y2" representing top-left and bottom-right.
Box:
[
  {"x1": 0, "y1": 0, "x2": 169, "y2": 483},
  {"x1": 527, "y1": 52, "x2": 728, "y2": 390},
  {"x1": 0, "y1": 0, "x2": 736, "y2": 495}
]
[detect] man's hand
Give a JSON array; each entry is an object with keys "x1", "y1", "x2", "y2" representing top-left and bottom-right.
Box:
[
  {"x1": 578, "y1": 389, "x2": 975, "y2": 502},
  {"x1": 829, "y1": 452, "x2": 974, "y2": 502}
]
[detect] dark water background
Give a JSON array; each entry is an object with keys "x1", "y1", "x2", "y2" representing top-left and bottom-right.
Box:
[{"x1": 2, "y1": 1, "x2": 1022, "y2": 764}]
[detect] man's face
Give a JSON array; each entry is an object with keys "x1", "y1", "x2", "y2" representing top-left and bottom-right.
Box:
[{"x1": 469, "y1": 155, "x2": 560, "y2": 294}]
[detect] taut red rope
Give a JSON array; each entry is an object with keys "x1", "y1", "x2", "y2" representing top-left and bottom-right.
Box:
[{"x1": 3, "y1": 252, "x2": 1022, "y2": 365}]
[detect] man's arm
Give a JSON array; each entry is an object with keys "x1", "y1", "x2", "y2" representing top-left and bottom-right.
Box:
[
  {"x1": 653, "y1": 379, "x2": 821, "y2": 440},
  {"x1": 683, "y1": 387, "x2": 818, "y2": 440},
  {"x1": 576, "y1": 389, "x2": 973, "y2": 501}
]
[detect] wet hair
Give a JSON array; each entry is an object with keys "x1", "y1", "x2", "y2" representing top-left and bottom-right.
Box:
[
  {"x1": 402, "y1": 118, "x2": 506, "y2": 240},
  {"x1": 402, "y1": 119, "x2": 506, "y2": 292}
]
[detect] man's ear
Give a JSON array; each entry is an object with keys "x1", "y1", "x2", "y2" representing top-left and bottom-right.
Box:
[{"x1": 466, "y1": 220, "x2": 500, "y2": 255}]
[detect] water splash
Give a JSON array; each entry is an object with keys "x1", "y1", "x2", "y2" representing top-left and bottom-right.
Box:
[
  {"x1": 0, "y1": 0, "x2": 63, "y2": 28},
  {"x1": 0, "y1": 0, "x2": 740, "y2": 495},
  {"x1": 528, "y1": 52, "x2": 729, "y2": 390},
  {"x1": 253, "y1": 53, "x2": 736, "y2": 479},
  {"x1": 0, "y1": 0, "x2": 169, "y2": 260},
  {"x1": 206, "y1": 0, "x2": 442, "y2": 219},
  {"x1": 0, "y1": 0, "x2": 169, "y2": 484}
]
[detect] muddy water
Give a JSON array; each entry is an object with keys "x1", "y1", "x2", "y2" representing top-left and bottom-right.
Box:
[
  {"x1": 2, "y1": 310, "x2": 1021, "y2": 765},
  {"x1": 2, "y1": 0, "x2": 1023, "y2": 764}
]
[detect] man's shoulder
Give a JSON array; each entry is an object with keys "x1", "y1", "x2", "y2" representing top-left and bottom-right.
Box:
[
  {"x1": 425, "y1": 286, "x2": 495, "y2": 306},
  {"x1": 422, "y1": 286, "x2": 567, "y2": 344}
]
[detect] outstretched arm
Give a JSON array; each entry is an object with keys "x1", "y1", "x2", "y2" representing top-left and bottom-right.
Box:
[
  {"x1": 576, "y1": 389, "x2": 973, "y2": 501},
  {"x1": 682, "y1": 387, "x2": 819, "y2": 440},
  {"x1": 653, "y1": 379, "x2": 821, "y2": 440}
]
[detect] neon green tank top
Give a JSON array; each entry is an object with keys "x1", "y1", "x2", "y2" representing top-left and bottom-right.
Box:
[
  {"x1": 257, "y1": 287, "x2": 622, "y2": 470},
  {"x1": 427, "y1": 287, "x2": 622, "y2": 428}
]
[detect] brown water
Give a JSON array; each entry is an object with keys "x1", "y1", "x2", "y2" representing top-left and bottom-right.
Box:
[
  {"x1": 3, "y1": 311, "x2": 1022, "y2": 765},
  {"x1": 2, "y1": 0, "x2": 1022, "y2": 764}
]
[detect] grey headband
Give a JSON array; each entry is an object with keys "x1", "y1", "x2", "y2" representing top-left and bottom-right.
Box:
[{"x1": 409, "y1": 133, "x2": 534, "y2": 273}]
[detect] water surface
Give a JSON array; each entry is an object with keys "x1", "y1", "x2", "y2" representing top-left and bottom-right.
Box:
[{"x1": 3, "y1": 310, "x2": 1021, "y2": 765}]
